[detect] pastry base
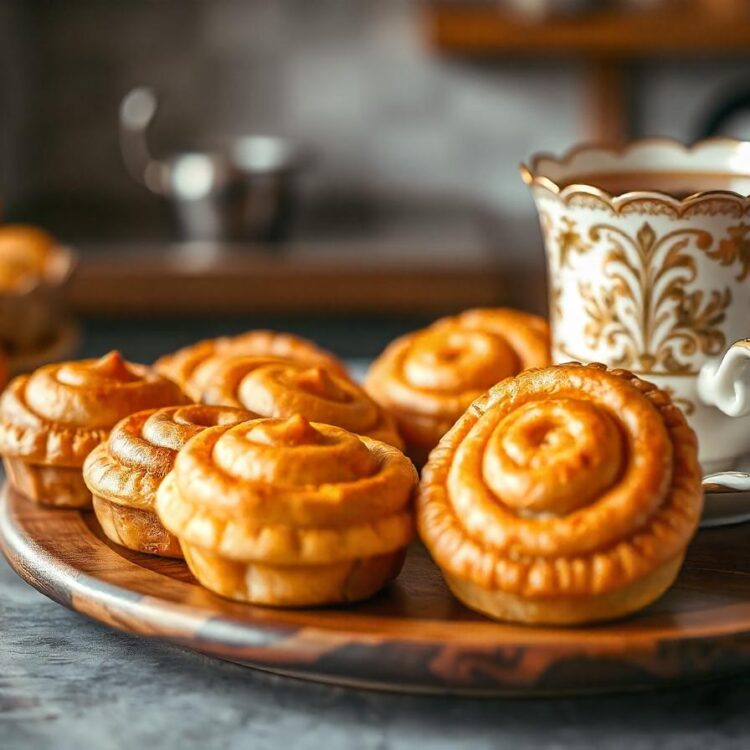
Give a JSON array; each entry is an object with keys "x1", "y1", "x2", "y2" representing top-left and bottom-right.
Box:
[
  {"x1": 181, "y1": 543, "x2": 407, "y2": 607},
  {"x1": 3, "y1": 457, "x2": 91, "y2": 509},
  {"x1": 92, "y1": 495, "x2": 182, "y2": 559},
  {"x1": 444, "y1": 555, "x2": 684, "y2": 626}
]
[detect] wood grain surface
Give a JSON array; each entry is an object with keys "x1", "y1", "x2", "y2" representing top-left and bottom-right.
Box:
[
  {"x1": 2, "y1": 484, "x2": 750, "y2": 696},
  {"x1": 65, "y1": 242, "x2": 532, "y2": 317},
  {"x1": 425, "y1": 2, "x2": 750, "y2": 57}
]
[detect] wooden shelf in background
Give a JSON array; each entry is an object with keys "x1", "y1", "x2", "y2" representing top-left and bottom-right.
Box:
[
  {"x1": 425, "y1": 1, "x2": 750, "y2": 144},
  {"x1": 65, "y1": 243, "x2": 545, "y2": 316},
  {"x1": 425, "y1": 2, "x2": 750, "y2": 58}
]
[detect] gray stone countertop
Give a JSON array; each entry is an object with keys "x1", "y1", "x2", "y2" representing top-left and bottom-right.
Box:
[
  {"x1": 3, "y1": 316, "x2": 750, "y2": 749},
  {"x1": 4, "y1": 549, "x2": 750, "y2": 750}
]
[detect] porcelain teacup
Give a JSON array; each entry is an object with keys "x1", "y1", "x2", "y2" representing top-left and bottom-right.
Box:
[{"x1": 522, "y1": 138, "x2": 750, "y2": 474}]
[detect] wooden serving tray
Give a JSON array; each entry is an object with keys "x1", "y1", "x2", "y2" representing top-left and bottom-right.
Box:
[{"x1": 2, "y1": 484, "x2": 750, "y2": 696}]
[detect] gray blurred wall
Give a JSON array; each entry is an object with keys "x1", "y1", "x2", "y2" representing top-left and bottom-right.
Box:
[{"x1": 3, "y1": 0, "x2": 750, "y2": 255}]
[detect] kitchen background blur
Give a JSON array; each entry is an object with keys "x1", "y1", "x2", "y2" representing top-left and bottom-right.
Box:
[{"x1": 2, "y1": 0, "x2": 750, "y2": 363}]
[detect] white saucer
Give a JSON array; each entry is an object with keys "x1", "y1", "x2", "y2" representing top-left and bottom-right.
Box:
[
  {"x1": 701, "y1": 489, "x2": 750, "y2": 528},
  {"x1": 702, "y1": 455, "x2": 750, "y2": 527}
]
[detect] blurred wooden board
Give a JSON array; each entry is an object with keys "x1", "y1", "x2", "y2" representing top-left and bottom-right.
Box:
[
  {"x1": 424, "y1": 1, "x2": 750, "y2": 145},
  {"x1": 426, "y1": 2, "x2": 750, "y2": 57},
  {"x1": 65, "y1": 243, "x2": 542, "y2": 316},
  {"x1": 4, "y1": 486, "x2": 750, "y2": 696}
]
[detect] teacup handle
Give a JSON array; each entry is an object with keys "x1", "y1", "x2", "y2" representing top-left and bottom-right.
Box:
[{"x1": 697, "y1": 339, "x2": 750, "y2": 417}]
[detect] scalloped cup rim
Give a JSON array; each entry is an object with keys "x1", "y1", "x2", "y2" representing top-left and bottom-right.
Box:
[{"x1": 520, "y1": 137, "x2": 750, "y2": 208}]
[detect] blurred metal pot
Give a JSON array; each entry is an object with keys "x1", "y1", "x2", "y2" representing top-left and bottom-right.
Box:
[{"x1": 119, "y1": 87, "x2": 303, "y2": 243}]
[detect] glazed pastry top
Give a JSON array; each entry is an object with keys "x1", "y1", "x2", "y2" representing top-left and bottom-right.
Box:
[
  {"x1": 366, "y1": 308, "x2": 550, "y2": 433},
  {"x1": 83, "y1": 404, "x2": 253, "y2": 509},
  {"x1": 418, "y1": 363, "x2": 703, "y2": 599},
  {"x1": 197, "y1": 355, "x2": 403, "y2": 449},
  {"x1": 154, "y1": 330, "x2": 349, "y2": 401},
  {"x1": 0, "y1": 351, "x2": 188, "y2": 465},
  {"x1": 156, "y1": 415, "x2": 417, "y2": 565}
]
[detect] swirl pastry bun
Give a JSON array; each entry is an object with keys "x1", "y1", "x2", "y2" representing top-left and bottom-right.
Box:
[
  {"x1": 155, "y1": 330, "x2": 348, "y2": 401},
  {"x1": 156, "y1": 414, "x2": 417, "y2": 606},
  {"x1": 365, "y1": 308, "x2": 550, "y2": 465},
  {"x1": 0, "y1": 225, "x2": 74, "y2": 354},
  {"x1": 84, "y1": 404, "x2": 253, "y2": 556},
  {"x1": 197, "y1": 355, "x2": 403, "y2": 449},
  {"x1": 0, "y1": 225, "x2": 57, "y2": 290},
  {"x1": 0, "y1": 351, "x2": 188, "y2": 508},
  {"x1": 418, "y1": 363, "x2": 703, "y2": 625}
]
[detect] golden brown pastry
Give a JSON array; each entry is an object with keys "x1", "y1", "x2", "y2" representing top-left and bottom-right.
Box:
[
  {"x1": 154, "y1": 330, "x2": 349, "y2": 401},
  {"x1": 0, "y1": 351, "x2": 188, "y2": 508},
  {"x1": 365, "y1": 308, "x2": 550, "y2": 465},
  {"x1": 83, "y1": 404, "x2": 253, "y2": 557},
  {"x1": 0, "y1": 225, "x2": 74, "y2": 356},
  {"x1": 418, "y1": 363, "x2": 703, "y2": 625},
  {"x1": 156, "y1": 414, "x2": 417, "y2": 606},
  {"x1": 197, "y1": 355, "x2": 403, "y2": 450},
  {"x1": 0, "y1": 225, "x2": 57, "y2": 291}
]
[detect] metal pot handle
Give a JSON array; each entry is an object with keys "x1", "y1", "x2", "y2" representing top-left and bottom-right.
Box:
[
  {"x1": 119, "y1": 87, "x2": 167, "y2": 195},
  {"x1": 695, "y1": 89, "x2": 750, "y2": 140}
]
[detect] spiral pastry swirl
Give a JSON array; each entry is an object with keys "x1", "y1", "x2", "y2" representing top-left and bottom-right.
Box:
[
  {"x1": 84, "y1": 404, "x2": 252, "y2": 556},
  {"x1": 156, "y1": 414, "x2": 417, "y2": 606},
  {"x1": 0, "y1": 352, "x2": 188, "y2": 507},
  {"x1": 197, "y1": 355, "x2": 403, "y2": 450},
  {"x1": 417, "y1": 363, "x2": 703, "y2": 625},
  {"x1": 365, "y1": 308, "x2": 550, "y2": 465},
  {"x1": 154, "y1": 330, "x2": 348, "y2": 401}
]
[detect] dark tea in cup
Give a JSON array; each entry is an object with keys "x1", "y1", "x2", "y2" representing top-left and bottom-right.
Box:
[{"x1": 559, "y1": 171, "x2": 750, "y2": 198}]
